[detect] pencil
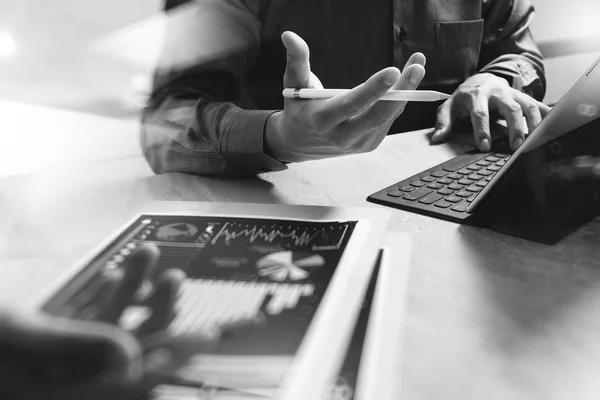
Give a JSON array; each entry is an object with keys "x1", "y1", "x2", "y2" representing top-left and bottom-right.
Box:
[{"x1": 282, "y1": 88, "x2": 451, "y2": 102}]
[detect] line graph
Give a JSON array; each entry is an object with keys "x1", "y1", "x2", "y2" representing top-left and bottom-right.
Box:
[
  {"x1": 210, "y1": 222, "x2": 351, "y2": 248},
  {"x1": 211, "y1": 223, "x2": 324, "y2": 246}
]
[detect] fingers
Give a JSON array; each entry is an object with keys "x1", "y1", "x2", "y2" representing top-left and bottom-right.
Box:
[
  {"x1": 498, "y1": 92, "x2": 550, "y2": 150},
  {"x1": 513, "y1": 91, "x2": 551, "y2": 136},
  {"x1": 383, "y1": 52, "x2": 427, "y2": 119},
  {"x1": 282, "y1": 31, "x2": 311, "y2": 88},
  {"x1": 342, "y1": 63, "x2": 425, "y2": 136},
  {"x1": 381, "y1": 62, "x2": 426, "y2": 117},
  {"x1": 431, "y1": 98, "x2": 453, "y2": 143},
  {"x1": 467, "y1": 94, "x2": 492, "y2": 152},
  {"x1": 318, "y1": 67, "x2": 401, "y2": 126},
  {"x1": 539, "y1": 102, "x2": 552, "y2": 118},
  {"x1": 430, "y1": 70, "x2": 551, "y2": 151},
  {"x1": 403, "y1": 52, "x2": 426, "y2": 69},
  {"x1": 96, "y1": 244, "x2": 160, "y2": 324},
  {"x1": 134, "y1": 269, "x2": 185, "y2": 336},
  {"x1": 292, "y1": 51, "x2": 425, "y2": 131},
  {"x1": 513, "y1": 91, "x2": 541, "y2": 136},
  {"x1": 492, "y1": 94, "x2": 526, "y2": 150}
]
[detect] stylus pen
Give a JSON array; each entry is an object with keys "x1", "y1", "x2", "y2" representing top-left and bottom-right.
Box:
[
  {"x1": 282, "y1": 88, "x2": 451, "y2": 102},
  {"x1": 156, "y1": 374, "x2": 273, "y2": 398}
]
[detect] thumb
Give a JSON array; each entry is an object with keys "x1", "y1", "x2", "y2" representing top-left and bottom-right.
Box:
[
  {"x1": 282, "y1": 31, "x2": 311, "y2": 88},
  {"x1": 431, "y1": 99, "x2": 454, "y2": 143}
]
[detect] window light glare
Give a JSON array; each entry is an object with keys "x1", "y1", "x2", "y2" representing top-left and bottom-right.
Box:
[{"x1": 0, "y1": 31, "x2": 17, "y2": 57}]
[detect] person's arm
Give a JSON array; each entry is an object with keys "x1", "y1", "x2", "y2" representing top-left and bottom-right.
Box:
[
  {"x1": 478, "y1": 0, "x2": 546, "y2": 101},
  {"x1": 141, "y1": 0, "x2": 286, "y2": 177},
  {"x1": 432, "y1": 0, "x2": 550, "y2": 152},
  {"x1": 144, "y1": 2, "x2": 428, "y2": 175}
]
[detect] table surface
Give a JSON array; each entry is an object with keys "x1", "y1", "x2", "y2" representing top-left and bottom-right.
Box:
[{"x1": 2, "y1": 99, "x2": 600, "y2": 400}]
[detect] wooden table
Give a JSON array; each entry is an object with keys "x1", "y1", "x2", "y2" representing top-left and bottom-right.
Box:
[{"x1": 2, "y1": 99, "x2": 600, "y2": 400}]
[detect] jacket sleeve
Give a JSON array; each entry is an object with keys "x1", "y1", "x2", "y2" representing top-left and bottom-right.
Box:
[
  {"x1": 478, "y1": 0, "x2": 547, "y2": 101},
  {"x1": 141, "y1": 0, "x2": 286, "y2": 176}
]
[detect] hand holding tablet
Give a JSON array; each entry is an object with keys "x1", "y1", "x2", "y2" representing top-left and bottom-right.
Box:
[{"x1": 0, "y1": 244, "x2": 264, "y2": 399}]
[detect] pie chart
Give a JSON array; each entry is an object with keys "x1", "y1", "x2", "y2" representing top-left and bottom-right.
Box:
[{"x1": 256, "y1": 251, "x2": 325, "y2": 281}]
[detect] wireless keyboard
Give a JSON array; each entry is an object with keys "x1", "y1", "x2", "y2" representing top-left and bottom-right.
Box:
[{"x1": 367, "y1": 140, "x2": 512, "y2": 221}]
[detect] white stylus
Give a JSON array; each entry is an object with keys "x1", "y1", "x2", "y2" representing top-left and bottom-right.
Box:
[{"x1": 282, "y1": 88, "x2": 451, "y2": 102}]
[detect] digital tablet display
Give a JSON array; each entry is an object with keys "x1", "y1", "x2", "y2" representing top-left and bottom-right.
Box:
[{"x1": 42, "y1": 214, "x2": 359, "y2": 399}]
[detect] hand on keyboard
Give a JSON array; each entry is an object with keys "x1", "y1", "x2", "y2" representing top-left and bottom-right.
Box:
[{"x1": 431, "y1": 73, "x2": 550, "y2": 152}]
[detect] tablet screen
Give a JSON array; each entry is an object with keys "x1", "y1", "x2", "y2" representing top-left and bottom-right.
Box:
[{"x1": 42, "y1": 213, "x2": 359, "y2": 398}]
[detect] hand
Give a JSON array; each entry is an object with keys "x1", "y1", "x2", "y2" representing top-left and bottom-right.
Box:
[
  {"x1": 431, "y1": 73, "x2": 551, "y2": 152},
  {"x1": 265, "y1": 31, "x2": 426, "y2": 163},
  {"x1": 0, "y1": 244, "x2": 262, "y2": 400}
]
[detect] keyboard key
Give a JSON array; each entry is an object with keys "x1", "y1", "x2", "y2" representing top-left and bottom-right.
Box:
[
  {"x1": 448, "y1": 183, "x2": 464, "y2": 191},
  {"x1": 431, "y1": 170, "x2": 449, "y2": 178},
  {"x1": 451, "y1": 202, "x2": 469, "y2": 212},
  {"x1": 399, "y1": 185, "x2": 416, "y2": 192},
  {"x1": 458, "y1": 178, "x2": 474, "y2": 185},
  {"x1": 446, "y1": 195, "x2": 462, "y2": 203},
  {"x1": 467, "y1": 174, "x2": 484, "y2": 181},
  {"x1": 467, "y1": 196, "x2": 477, "y2": 202},
  {"x1": 476, "y1": 160, "x2": 491, "y2": 167},
  {"x1": 485, "y1": 176, "x2": 494, "y2": 181},
  {"x1": 421, "y1": 176, "x2": 436, "y2": 182},
  {"x1": 427, "y1": 182, "x2": 444, "y2": 189},
  {"x1": 456, "y1": 191, "x2": 473, "y2": 198},
  {"x1": 438, "y1": 178, "x2": 453, "y2": 185},
  {"x1": 448, "y1": 173, "x2": 462, "y2": 180},
  {"x1": 485, "y1": 156, "x2": 500, "y2": 162},
  {"x1": 457, "y1": 169, "x2": 472, "y2": 175},
  {"x1": 478, "y1": 169, "x2": 494, "y2": 176},
  {"x1": 419, "y1": 193, "x2": 445, "y2": 205},
  {"x1": 466, "y1": 186, "x2": 483, "y2": 193},
  {"x1": 496, "y1": 160, "x2": 506, "y2": 166},
  {"x1": 387, "y1": 190, "x2": 405, "y2": 197},
  {"x1": 494, "y1": 153, "x2": 510, "y2": 159},
  {"x1": 476, "y1": 181, "x2": 488, "y2": 188},
  {"x1": 487, "y1": 165, "x2": 501, "y2": 172},
  {"x1": 438, "y1": 188, "x2": 454, "y2": 196},
  {"x1": 434, "y1": 200, "x2": 453, "y2": 208},
  {"x1": 467, "y1": 165, "x2": 482, "y2": 171},
  {"x1": 441, "y1": 153, "x2": 489, "y2": 172},
  {"x1": 403, "y1": 187, "x2": 434, "y2": 201},
  {"x1": 410, "y1": 180, "x2": 426, "y2": 187}
]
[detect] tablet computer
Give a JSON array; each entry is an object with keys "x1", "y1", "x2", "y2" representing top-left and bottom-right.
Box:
[
  {"x1": 35, "y1": 202, "x2": 391, "y2": 399},
  {"x1": 368, "y1": 53, "x2": 600, "y2": 243}
]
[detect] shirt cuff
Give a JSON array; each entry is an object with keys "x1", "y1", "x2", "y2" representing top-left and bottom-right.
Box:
[
  {"x1": 222, "y1": 109, "x2": 288, "y2": 174},
  {"x1": 479, "y1": 58, "x2": 545, "y2": 101}
]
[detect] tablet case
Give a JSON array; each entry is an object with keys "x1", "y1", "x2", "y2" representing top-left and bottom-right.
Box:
[{"x1": 474, "y1": 116, "x2": 600, "y2": 244}]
